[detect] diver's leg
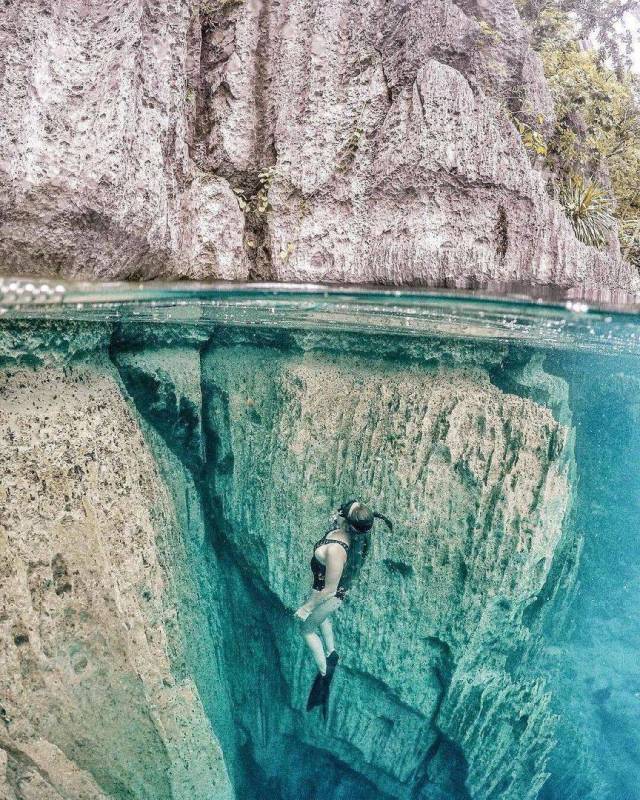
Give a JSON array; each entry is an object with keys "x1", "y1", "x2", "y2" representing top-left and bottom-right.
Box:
[
  {"x1": 301, "y1": 596, "x2": 342, "y2": 674},
  {"x1": 319, "y1": 616, "x2": 335, "y2": 656},
  {"x1": 302, "y1": 597, "x2": 342, "y2": 716},
  {"x1": 302, "y1": 596, "x2": 342, "y2": 670},
  {"x1": 304, "y1": 595, "x2": 342, "y2": 631},
  {"x1": 295, "y1": 589, "x2": 321, "y2": 619},
  {"x1": 302, "y1": 630, "x2": 327, "y2": 675}
]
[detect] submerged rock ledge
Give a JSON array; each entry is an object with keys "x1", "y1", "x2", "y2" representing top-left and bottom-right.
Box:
[{"x1": 0, "y1": 320, "x2": 578, "y2": 799}]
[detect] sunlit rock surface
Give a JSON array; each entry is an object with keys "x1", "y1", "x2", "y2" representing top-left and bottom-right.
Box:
[
  {"x1": 0, "y1": 2, "x2": 248, "y2": 280},
  {"x1": 1, "y1": 0, "x2": 637, "y2": 288},
  {"x1": 0, "y1": 360, "x2": 234, "y2": 800}
]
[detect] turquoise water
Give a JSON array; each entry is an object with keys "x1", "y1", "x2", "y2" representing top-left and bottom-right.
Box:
[{"x1": 1, "y1": 280, "x2": 639, "y2": 800}]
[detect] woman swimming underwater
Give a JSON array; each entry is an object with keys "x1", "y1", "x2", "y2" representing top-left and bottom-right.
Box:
[{"x1": 294, "y1": 499, "x2": 393, "y2": 717}]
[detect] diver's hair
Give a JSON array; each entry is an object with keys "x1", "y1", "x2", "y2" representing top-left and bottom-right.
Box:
[
  {"x1": 338, "y1": 499, "x2": 393, "y2": 532},
  {"x1": 348, "y1": 502, "x2": 374, "y2": 529}
]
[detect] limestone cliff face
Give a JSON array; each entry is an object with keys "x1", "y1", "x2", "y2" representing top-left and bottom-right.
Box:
[
  {"x1": 0, "y1": 360, "x2": 234, "y2": 800},
  {"x1": 0, "y1": 1, "x2": 248, "y2": 280},
  {"x1": 203, "y1": 0, "x2": 633, "y2": 287},
  {"x1": 202, "y1": 340, "x2": 575, "y2": 799},
  {"x1": 1, "y1": 0, "x2": 637, "y2": 289}
]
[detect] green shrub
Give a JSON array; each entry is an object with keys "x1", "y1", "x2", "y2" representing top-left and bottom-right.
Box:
[
  {"x1": 233, "y1": 167, "x2": 277, "y2": 216},
  {"x1": 515, "y1": 1, "x2": 640, "y2": 258},
  {"x1": 517, "y1": 0, "x2": 639, "y2": 70},
  {"x1": 619, "y1": 218, "x2": 640, "y2": 268},
  {"x1": 511, "y1": 114, "x2": 548, "y2": 158}
]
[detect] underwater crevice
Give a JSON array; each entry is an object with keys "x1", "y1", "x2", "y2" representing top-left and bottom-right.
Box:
[
  {"x1": 237, "y1": 733, "x2": 397, "y2": 800},
  {"x1": 197, "y1": 349, "x2": 383, "y2": 797},
  {"x1": 409, "y1": 640, "x2": 472, "y2": 800},
  {"x1": 411, "y1": 734, "x2": 472, "y2": 800},
  {"x1": 108, "y1": 331, "x2": 370, "y2": 799}
]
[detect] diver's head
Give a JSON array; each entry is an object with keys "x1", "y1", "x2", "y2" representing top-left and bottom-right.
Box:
[
  {"x1": 337, "y1": 499, "x2": 393, "y2": 533},
  {"x1": 339, "y1": 500, "x2": 374, "y2": 533}
]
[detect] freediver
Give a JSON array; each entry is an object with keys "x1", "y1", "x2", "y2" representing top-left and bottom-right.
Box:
[{"x1": 294, "y1": 499, "x2": 393, "y2": 718}]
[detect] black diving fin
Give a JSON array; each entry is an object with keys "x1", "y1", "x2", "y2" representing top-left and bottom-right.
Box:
[
  {"x1": 306, "y1": 651, "x2": 339, "y2": 716},
  {"x1": 321, "y1": 651, "x2": 339, "y2": 719},
  {"x1": 306, "y1": 671, "x2": 327, "y2": 711}
]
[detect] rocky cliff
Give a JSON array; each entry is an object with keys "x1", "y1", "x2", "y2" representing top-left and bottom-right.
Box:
[
  {"x1": 0, "y1": 316, "x2": 588, "y2": 799},
  {"x1": 0, "y1": 351, "x2": 235, "y2": 800},
  {"x1": 1, "y1": 0, "x2": 637, "y2": 289},
  {"x1": 198, "y1": 336, "x2": 575, "y2": 800}
]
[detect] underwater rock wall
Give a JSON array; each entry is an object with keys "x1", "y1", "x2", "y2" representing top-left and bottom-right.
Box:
[
  {"x1": 1, "y1": 0, "x2": 637, "y2": 289},
  {"x1": 202, "y1": 338, "x2": 576, "y2": 799},
  {"x1": 0, "y1": 322, "x2": 582, "y2": 800},
  {"x1": 539, "y1": 355, "x2": 640, "y2": 800},
  {"x1": 0, "y1": 358, "x2": 234, "y2": 800}
]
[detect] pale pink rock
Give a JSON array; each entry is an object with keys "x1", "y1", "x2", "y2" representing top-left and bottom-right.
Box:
[{"x1": 0, "y1": 0, "x2": 636, "y2": 289}]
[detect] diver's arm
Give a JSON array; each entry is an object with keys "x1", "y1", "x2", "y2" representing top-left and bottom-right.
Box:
[{"x1": 294, "y1": 546, "x2": 347, "y2": 617}]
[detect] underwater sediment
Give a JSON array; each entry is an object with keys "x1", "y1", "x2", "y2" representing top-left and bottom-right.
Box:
[{"x1": 0, "y1": 291, "x2": 638, "y2": 799}]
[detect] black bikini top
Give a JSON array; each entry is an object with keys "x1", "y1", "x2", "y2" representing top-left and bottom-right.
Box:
[{"x1": 313, "y1": 534, "x2": 350, "y2": 555}]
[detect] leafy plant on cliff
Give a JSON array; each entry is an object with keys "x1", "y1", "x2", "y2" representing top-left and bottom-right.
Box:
[
  {"x1": 279, "y1": 242, "x2": 295, "y2": 263},
  {"x1": 233, "y1": 167, "x2": 277, "y2": 215},
  {"x1": 559, "y1": 175, "x2": 615, "y2": 246},
  {"x1": 200, "y1": 0, "x2": 243, "y2": 16},
  {"x1": 511, "y1": 114, "x2": 548, "y2": 157},
  {"x1": 619, "y1": 218, "x2": 640, "y2": 268},
  {"x1": 477, "y1": 20, "x2": 503, "y2": 44},
  {"x1": 515, "y1": 1, "x2": 640, "y2": 260},
  {"x1": 518, "y1": 0, "x2": 640, "y2": 70},
  {"x1": 337, "y1": 102, "x2": 369, "y2": 172},
  {"x1": 541, "y1": 41, "x2": 640, "y2": 178}
]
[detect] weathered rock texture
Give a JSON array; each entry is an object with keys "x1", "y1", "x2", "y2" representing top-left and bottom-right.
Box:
[
  {"x1": 206, "y1": 0, "x2": 636, "y2": 288},
  {"x1": 0, "y1": 1, "x2": 247, "y2": 280},
  {"x1": 1, "y1": 317, "x2": 612, "y2": 800},
  {"x1": 201, "y1": 339, "x2": 576, "y2": 799},
  {"x1": 1, "y1": 0, "x2": 638, "y2": 289},
  {"x1": 0, "y1": 360, "x2": 234, "y2": 800}
]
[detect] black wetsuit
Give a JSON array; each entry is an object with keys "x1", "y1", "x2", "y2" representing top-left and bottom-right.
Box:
[{"x1": 310, "y1": 531, "x2": 350, "y2": 600}]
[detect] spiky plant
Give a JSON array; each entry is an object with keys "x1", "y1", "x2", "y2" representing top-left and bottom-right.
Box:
[{"x1": 559, "y1": 175, "x2": 615, "y2": 248}]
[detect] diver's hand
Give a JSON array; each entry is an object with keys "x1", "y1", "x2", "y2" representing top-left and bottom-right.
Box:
[{"x1": 294, "y1": 607, "x2": 310, "y2": 622}]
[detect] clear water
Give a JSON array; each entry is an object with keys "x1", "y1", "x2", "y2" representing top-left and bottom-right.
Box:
[{"x1": 1, "y1": 279, "x2": 639, "y2": 800}]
